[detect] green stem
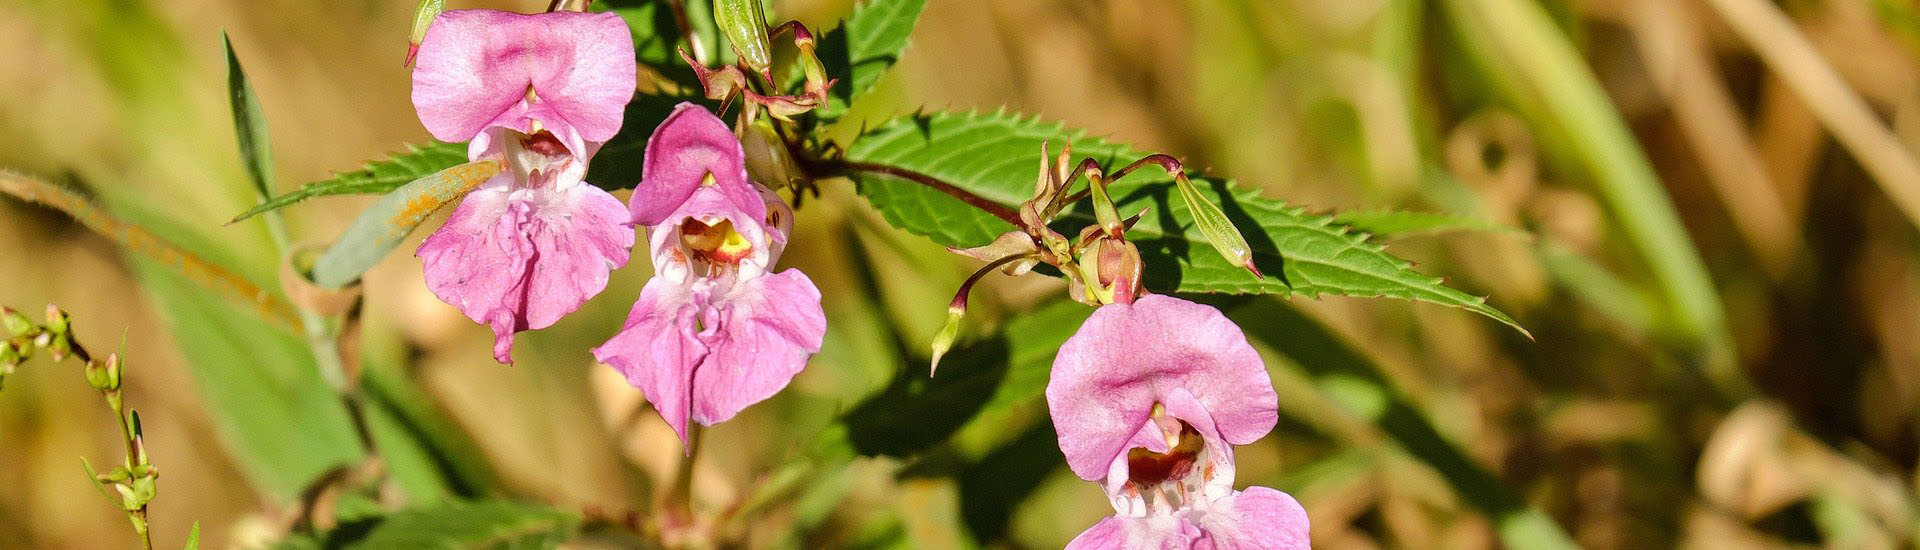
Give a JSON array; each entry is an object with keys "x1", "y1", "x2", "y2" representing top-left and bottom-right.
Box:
[{"x1": 666, "y1": 424, "x2": 703, "y2": 537}]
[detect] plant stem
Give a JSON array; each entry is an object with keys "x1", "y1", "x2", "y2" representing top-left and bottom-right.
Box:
[
  {"x1": 815, "y1": 160, "x2": 1024, "y2": 226},
  {"x1": 665, "y1": 424, "x2": 703, "y2": 535}
]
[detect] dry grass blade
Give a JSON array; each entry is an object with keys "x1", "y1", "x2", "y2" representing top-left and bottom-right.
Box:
[
  {"x1": 0, "y1": 170, "x2": 298, "y2": 328},
  {"x1": 1628, "y1": 0, "x2": 1799, "y2": 279},
  {"x1": 1703, "y1": 0, "x2": 1920, "y2": 231}
]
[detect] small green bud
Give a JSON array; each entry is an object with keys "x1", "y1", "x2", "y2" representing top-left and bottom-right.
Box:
[
  {"x1": 0, "y1": 341, "x2": 18, "y2": 366},
  {"x1": 84, "y1": 360, "x2": 111, "y2": 391},
  {"x1": 99, "y1": 465, "x2": 132, "y2": 484},
  {"x1": 740, "y1": 118, "x2": 805, "y2": 189},
  {"x1": 42, "y1": 304, "x2": 68, "y2": 335},
  {"x1": 928, "y1": 304, "x2": 965, "y2": 377},
  {"x1": 1, "y1": 307, "x2": 32, "y2": 337},
  {"x1": 106, "y1": 353, "x2": 122, "y2": 390},
  {"x1": 713, "y1": 0, "x2": 773, "y2": 73}
]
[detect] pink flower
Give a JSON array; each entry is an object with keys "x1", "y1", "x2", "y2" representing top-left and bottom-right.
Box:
[
  {"x1": 593, "y1": 104, "x2": 826, "y2": 447},
  {"x1": 1047, "y1": 295, "x2": 1310, "y2": 550},
  {"x1": 409, "y1": 9, "x2": 639, "y2": 364}
]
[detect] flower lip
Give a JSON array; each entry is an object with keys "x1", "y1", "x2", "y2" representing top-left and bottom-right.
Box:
[{"x1": 680, "y1": 217, "x2": 754, "y2": 269}]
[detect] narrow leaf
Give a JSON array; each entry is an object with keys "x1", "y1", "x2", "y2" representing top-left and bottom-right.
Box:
[
  {"x1": 228, "y1": 141, "x2": 468, "y2": 223},
  {"x1": 842, "y1": 111, "x2": 1524, "y2": 333},
  {"x1": 0, "y1": 171, "x2": 298, "y2": 327},
  {"x1": 185, "y1": 522, "x2": 201, "y2": 550},
  {"x1": 310, "y1": 160, "x2": 499, "y2": 288},
  {"x1": 222, "y1": 32, "x2": 273, "y2": 200}
]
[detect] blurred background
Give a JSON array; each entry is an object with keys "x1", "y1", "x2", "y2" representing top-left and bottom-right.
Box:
[{"x1": 4, "y1": 0, "x2": 1920, "y2": 548}]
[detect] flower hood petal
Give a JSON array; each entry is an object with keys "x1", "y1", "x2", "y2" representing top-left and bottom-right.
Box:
[
  {"x1": 1046, "y1": 295, "x2": 1278, "y2": 481},
  {"x1": 411, "y1": 10, "x2": 636, "y2": 145},
  {"x1": 630, "y1": 103, "x2": 767, "y2": 227}
]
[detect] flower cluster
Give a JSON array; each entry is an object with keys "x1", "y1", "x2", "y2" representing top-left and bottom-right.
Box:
[
  {"x1": 404, "y1": 6, "x2": 1308, "y2": 547},
  {"x1": 408, "y1": 7, "x2": 823, "y2": 447}
]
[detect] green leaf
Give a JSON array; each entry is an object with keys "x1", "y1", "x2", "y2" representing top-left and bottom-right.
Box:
[
  {"x1": 131, "y1": 260, "x2": 363, "y2": 500},
  {"x1": 229, "y1": 142, "x2": 467, "y2": 224},
  {"x1": 310, "y1": 160, "x2": 499, "y2": 288},
  {"x1": 842, "y1": 110, "x2": 1523, "y2": 332},
  {"x1": 271, "y1": 500, "x2": 580, "y2": 550},
  {"x1": 808, "y1": 0, "x2": 928, "y2": 117},
  {"x1": 223, "y1": 32, "x2": 273, "y2": 201},
  {"x1": 1331, "y1": 209, "x2": 1520, "y2": 238}
]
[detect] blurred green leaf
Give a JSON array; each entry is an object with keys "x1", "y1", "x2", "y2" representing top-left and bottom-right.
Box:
[
  {"x1": 271, "y1": 500, "x2": 580, "y2": 550},
  {"x1": 131, "y1": 260, "x2": 362, "y2": 501},
  {"x1": 1227, "y1": 297, "x2": 1578, "y2": 550},
  {"x1": 185, "y1": 522, "x2": 200, "y2": 550},
  {"x1": 842, "y1": 110, "x2": 1524, "y2": 332},
  {"x1": 1331, "y1": 209, "x2": 1520, "y2": 238},
  {"x1": 840, "y1": 299, "x2": 1085, "y2": 458},
  {"x1": 360, "y1": 336, "x2": 504, "y2": 502},
  {"x1": 229, "y1": 142, "x2": 467, "y2": 224},
  {"x1": 308, "y1": 159, "x2": 498, "y2": 288},
  {"x1": 806, "y1": 0, "x2": 928, "y2": 117}
]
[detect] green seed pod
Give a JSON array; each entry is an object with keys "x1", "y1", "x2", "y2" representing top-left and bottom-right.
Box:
[
  {"x1": 1171, "y1": 173, "x2": 1260, "y2": 279},
  {"x1": 714, "y1": 0, "x2": 773, "y2": 73}
]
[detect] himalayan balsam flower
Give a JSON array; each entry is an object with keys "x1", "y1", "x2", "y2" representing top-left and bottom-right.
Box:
[
  {"x1": 594, "y1": 103, "x2": 826, "y2": 447},
  {"x1": 1047, "y1": 295, "x2": 1310, "y2": 550},
  {"x1": 410, "y1": 9, "x2": 638, "y2": 363}
]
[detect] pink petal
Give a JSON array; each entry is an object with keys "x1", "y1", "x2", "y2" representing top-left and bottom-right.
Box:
[
  {"x1": 593, "y1": 278, "x2": 706, "y2": 445},
  {"x1": 411, "y1": 10, "x2": 636, "y2": 144},
  {"x1": 1194, "y1": 487, "x2": 1310, "y2": 550},
  {"x1": 690, "y1": 269, "x2": 826, "y2": 426},
  {"x1": 1046, "y1": 295, "x2": 1277, "y2": 481},
  {"x1": 631, "y1": 103, "x2": 766, "y2": 226},
  {"x1": 1067, "y1": 516, "x2": 1202, "y2": 550},
  {"x1": 1066, "y1": 517, "x2": 1128, "y2": 550},
  {"x1": 418, "y1": 179, "x2": 633, "y2": 364}
]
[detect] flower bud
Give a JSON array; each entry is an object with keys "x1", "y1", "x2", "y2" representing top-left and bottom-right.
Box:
[
  {"x1": 1075, "y1": 235, "x2": 1143, "y2": 306},
  {"x1": 42, "y1": 304, "x2": 68, "y2": 336},
  {"x1": 713, "y1": 0, "x2": 773, "y2": 74},
  {"x1": 740, "y1": 118, "x2": 805, "y2": 190},
  {"x1": 928, "y1": 303, "x2": 964, "y2": 377},
  {"x1": 1, "y1": 307, "x2": 32, "y2": 337},
  {"x1": 404, "y1": 0, "x2": 445, "y2": 68},
  {"x1": 85, "y1": 353, "x2": 122, "y2": 391}
]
